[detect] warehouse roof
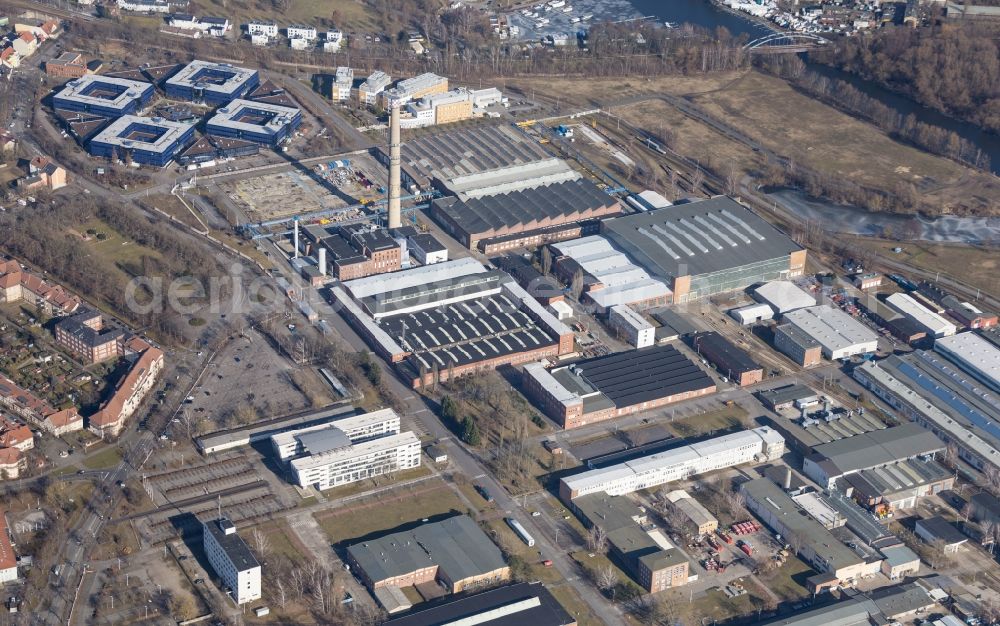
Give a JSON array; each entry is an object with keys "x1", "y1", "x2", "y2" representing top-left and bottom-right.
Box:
[
  {"x1": 346, "y1": 515, "x2": 507, "y2": 585},
  {"x1": 754, "y1": 280, "x2": 816, "y2": 313},
  {"x1": 808, "y1": 423, "x2": 944, "y2": 478},
  {"x1": 395, "y1": 124, "x2": 554, "y2": 186},
  {"x1": 934, "y1": 332, "x2": 1000, "y2": 392},
  {"x1": 571, "y1": 344, "x2": 714, "y2": 408},
  {"x1": 916, "y1": 516, "x2": 967, "y2": 546},
  {"x1": 757, "y1": 595, "x2": 880, "y2": 626},
  {"x1": 343, "y1": 257, "x2": 487, "y2": 300},
  {"x1": 431, "y1": 178, "x2": 613, "y2": 237},
  {"x1": 573, "y1": 493, "x2": 687, "y2": 569},
  {"x1": 757, "y1": 383, "x2": 819, "y2": 409},
  {"x1": 601, "y1": 196, "x2": 802, "y2": 280},
  {"x1": 885, "y1": 293, "x2": 956, "y2": 337},
  {"x1": 782, "y1": 306, "x2": 879, "y2": 355},
  {"x1": 445, "y1": 158, "x2": 581, "y2": 199},
  {"x1": 649, "y1": 307, "x2": 699, "y2": 337},
  {"x1": 382, "y1": 582, "x2": 576, "y2": 626},
  {"x1": 692, "y1": 331, "x2": 761, "y2": 375}
]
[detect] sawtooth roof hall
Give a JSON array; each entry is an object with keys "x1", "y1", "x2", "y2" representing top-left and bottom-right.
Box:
[{"x1": 601, "y1": 196, "x2": 806, "y2": 303}]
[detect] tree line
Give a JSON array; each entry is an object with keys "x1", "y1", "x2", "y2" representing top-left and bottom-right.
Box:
[
  {"x1": 759, "y1": 55, "x2": 990, "y2": 170},
  {"x1": 810, "y1": 23, "x2": 1000, "y2": 133}
]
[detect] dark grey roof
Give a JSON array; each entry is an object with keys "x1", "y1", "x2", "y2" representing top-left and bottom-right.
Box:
[
  {"x1": 574, "y1": 344, "x2": 714, "y2": 408},
  {"x1": 203, "y1": 518, "x2": 259, "y2": 572},
  {"x1": 601, "y1": 196, "x2": 802, "y2": 280},
  {"x1": 648, "y1": 307, "x2": 699, "y2": 336},
  {"x1": 56, "y1": 310, "x2": 124, "y2": 349},
  {"x1": 346, "y1": 515, "x2": 507, "y2": 585},
  {"x1": 409, "y1": 233, "x2": 446, "y2": 253},
  {"x1": 432, "y1": 178, "x2": 612, "y2": 237},
  {"x1": 869, "y1": 582, "x2": 935, "y2": 619},
  {"x1": 916, "y1": 515, "x2": 967, "y2": 545},
  {"x1": 757, "y1": 595, "x2": 880, "y2": 626},
  {"x1": 809, "y1": 423, "x2": 945, "y2": 477},
  {"x1": 692, "y1": 331, "x2": 761, "y2": 376},
  {"x1": 382, "y1": 582, "x2": 575, "y2": 626},
  {"x1": 757, "y1": 383, "x2": 818, "y2": 408}
]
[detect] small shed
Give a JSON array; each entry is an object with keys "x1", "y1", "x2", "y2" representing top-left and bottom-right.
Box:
[
  {"x1": 425, "y1": 444, "x2": 448, "y2": 464},
  {"x1": 915, "y1": 516, "x2": 967, "y2": 553}
]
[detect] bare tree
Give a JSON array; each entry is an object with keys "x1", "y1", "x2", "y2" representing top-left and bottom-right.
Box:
[
  {"x1": 570, "y1": 268, "x2": 584, "y2": 301},
  {"x1": 725, "y1": 160, "x2": 740, "y2": 196},
  {"x1": 274, "y1": 579, "x2": 287, "y2": 609},
  {"x1": 586, "y1": 525, "x2": 608, "y2": 553},
  {"x1": 981, "y1": 519, "x2": 995, "y2": 554},
  {"x1": 540, "y1": 246, "x2": 552, "y2": 276},
  {"x1": 690, "y1": 167, "x2": 705, "y2": 196},
  {"x1": 250, "y1": 528, "x2": 270, "y2": 560},
  {"x1": 596, "y1": 564, "x2": 619, "y2": 593},
  {"x1": 962, "y1": 502, "x2": 974, "y2": 523}
]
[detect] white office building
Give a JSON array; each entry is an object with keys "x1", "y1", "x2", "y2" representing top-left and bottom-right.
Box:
[
  {"x1": 331, "y1": 66, "x2": 354, "y2": 101},
  {"x1": 270, "y1": 408, "x2": 401, "y2": 461},
  {"x1": 782, "y1": 305, "x2": 879, "y2": 360},
  {"x1": 886, "y1": 293, "x2": 957, "y2": 338},
  {"x1": 559, "y1": 427, "x2": 784, "y2": 500},
  {"x1": 245, "y1": 20, "x2": 278, "y2": 38},
  {"x1": 608, "y1": 304, "x2": 655, "y2": 348},
  {"x1": 287, "y1": 25, "x2": 317, "y2": 40},
  {"x1": 202, "y1": 518, "x2": 262, "y2": 605},
  {"x1": 290, "y1": 431, "x2": 421, "y2": 490}
]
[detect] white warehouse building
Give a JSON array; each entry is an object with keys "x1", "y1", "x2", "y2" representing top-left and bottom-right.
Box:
[
  {"x1": 886, "y1": 293, "x2": 957, "y2": 338},
  {"x1": 782, "y1": 305, "x2": 879, "y2": 360},
  {"x1": 559, "y1": 427, "x2": 784, "y2": 500},
  {"x1": 202, "y1": 518, "x2": 262, "y2": 605},
  {"x1": 753, "y1": 280, "x2": 816, "y2": 314}
]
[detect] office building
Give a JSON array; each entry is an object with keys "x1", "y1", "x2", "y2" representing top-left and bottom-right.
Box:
[
  {"x1": 691, "y1": 331, "x2": 763, "y2": 386},
  {"x1": 55, "y1": 309, "x2": 124, "y2": 363},
  {"x1": 559, "y1": 427, "x2": 785, "y2": 500},
  {"x1": 885, "y1": 293, "x2": 957, "y2": 338},
  {"x1": 382, "y1": 582, "x2": 577, "y2": 626},
  {"x1": 202, "y1": 518, "x2": 262, "y2": 605},
  {"x1": 52, "y1": 74, "x2": 153, "y2": 118},
  {"x1": 608, "y1": 304, "x2": 655, "y2": 348},
  {"x1": 270, "y1": 408, "x2": 400, "y2": 460},
  {"x1": 88, "y1": 115, "x2": 195, "y2": 167},
  {"x1": 782, "y1": 305, "x2": 879, "y2": 360},
  {"x1": 522, "y1": 344, "x2": 716, "y2": 429},
  {"x1": 288, "y1": 428, "x2": 420, "y2": 491},
  {"x1": 332, "y1": 259, "x2": 574, "y2": 388},
  {"x1": 381, "y1": 72, "x2": 448, "y2": 107},
  {"x1": 329, "y1": 66, "x2": 353, "y2": 100},
  {"x1": 358, "y1": 70, "x2": 391, "y2": 105},
  {"x1": 205, "y1": 99, "x2": 301, "y2": 147},
  {"x1": 346, "y1": 515, "x2": 510, "y2": 593},
  {"x1": 164, "y1": 60, "x2": 259, "y2": 105},
  {"x1": 599, "y1": 197, "x2": 806, "y2": 303}
]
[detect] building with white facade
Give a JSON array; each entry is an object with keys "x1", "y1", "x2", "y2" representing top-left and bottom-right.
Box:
[
  {"x1": 330, "y1": 66, "x2": 353, "y2": 101},
  {"x1": 358, "y1": 71, "x2": 391, "y2": 106},
  {"x1": 608, "y1": 304, "x2": 655, "y2": 348},
  {"x1": 270, "y1": 408, "x2": 400, "y2": 461},
  {"x1": 202, "y1": 518, "x2": 261, "y2": 605},
  {"x1": 933, "y1": 332, "x2": 1000, "y2": 393},
  {"x1": 559, "y1": 427, "x2": 785, "y2": 500},
  {"x1": 246, "y1": 20, "x2": 278, "y2": 38},
  {"x1": 782, "y1": 305, "x2": 879, "y2": 360},
  {"x1": 381, "y1": 72, "x2": 448, "y2": 107},
  {"x1": 886, "y1": 293, "x2": 957, "y2": 338},
  {"x1": 286, "y1": 25, "x2": 317, "y2": 40},
  {"x1": 290, "y1": 431, "x2": 421, "y2": 490}
]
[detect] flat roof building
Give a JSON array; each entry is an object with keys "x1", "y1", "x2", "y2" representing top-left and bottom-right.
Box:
[
  {"x1": 782, "y1": 305, "x2": 879, "y2": 360},
  {"x1": 270, "y1": 408, "x2": 400, "y2": 460},
  {"x1": 382, "y1": 72, "x2": 448, "y2": 107},
  {"x1": 205, "y1": 98, "x2": 301, "y2": 147},
  {"x1": 915, "y1": 516, "x2": 967, "y2": 552},
  {"x1": 382, "y1": 582, "x2": 576, "y2": 626},
  {"x1": 164, "y1": 60, "x2": 259, "y2": 105},
  {"x1": 290, "y1": 431, "x2": 420, "y2": 491},
  {"x1": 691, "y1": 331, "x2": 763, "y2": 387},
  {"x1": 53, "y1": 75, "x2": 154, "y2": 117},
  {"x1": 202, "y1": 518, "x2": 261, "y2": 605},
  {"x1": 523, "y1": 344, "x2": 716, "y2": 429},
  {"x1": 346, "y1": 515, "x2": 510, "y2": 594},
  {"x1": 600, "y1": 196, "x2": 806, "y2": 303},
  {"x1": 934, "y1": 332, "x2": 1000, "y2": 393},
  {"x1": 886, "y1": 293, "x2": 957, "y2": 338},
  {"x1": 742, "y1": 478, "x2": 872, "y2": 587},
  {"x1": 559, "y1": 427, "x2": 785, "y2": 500},
  {"x1": 608, "y1": 304, "x2": 655, "y2": 348},
  {"x1": 358, "y1": 70, "x2": 391, "y2": 105},
  {"x1": 774, "y1": 322, "x2": 824, "y2": 367},
  {"x1": 88, "y1": 115, "x2": 195, "y2": 167}
]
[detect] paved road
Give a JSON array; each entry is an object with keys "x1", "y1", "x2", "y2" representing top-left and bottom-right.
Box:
[{"x1": 266, "y1": 72, "x2": 375, "y2": 153}]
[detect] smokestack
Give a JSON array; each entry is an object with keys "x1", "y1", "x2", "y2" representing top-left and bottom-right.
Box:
[
  {"x1": 293, "y1": 217, "x2": 300, "y2": 259},
  {"x1": 318, "y1": 247, "x2": 327, "y2": 275},
  {"x1": 784, "y1": 466, "x2": 792, "y2": 490},
  {"x1": 387, "y1": 105, "x2": 402, "y2": 229}
]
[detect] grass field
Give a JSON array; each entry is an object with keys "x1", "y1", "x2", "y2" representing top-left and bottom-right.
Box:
[
  {"x1": 760, "y1": 555, "x2": 813, "y2": 602},
  {"x1": 253, "y1": 520, "x2": 306, "y2": 562},
  {"x1": 74, "y1": 219, "x2": 162, "y2": 277},
  {"x1": 668, "y1": 405, "x2": 750, "y2": 438},
  {"x1": 313, "y1": 480, "x2": 468, "y2": 544},
  {"x1": 315, "y1": 464, "x2": 432, "y2": 501},
  {"x1": 82, "y1": 446, "x2": 123, "y2": 470},
  {"x1": 548, "y1": 585, "x2": 604, "y2": 626},
  {"x1": 482, "y1": 517, "x2": 562, "y2": 585},
  {"x1": 856, "y1": 237, "x2": 1000, "y2": 298}
]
